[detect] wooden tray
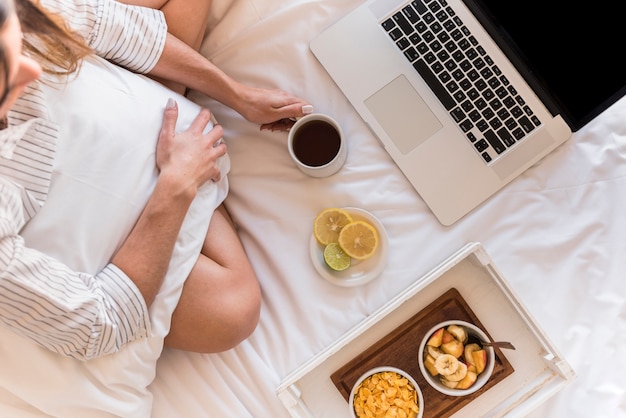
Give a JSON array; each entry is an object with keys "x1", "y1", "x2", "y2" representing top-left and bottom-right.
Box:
[{"x1": 330, "y1": 287, "x2": 515, "y2": 418}]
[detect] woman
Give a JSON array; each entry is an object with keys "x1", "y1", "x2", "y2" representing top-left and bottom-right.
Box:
[{"x1": 0, "y1": 0, "x2": 308, "y2": 359}]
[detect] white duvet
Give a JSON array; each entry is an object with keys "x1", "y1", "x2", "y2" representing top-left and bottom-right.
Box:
[{"x1": 1, "y1": 0, "x2": 625, "y2": 417}]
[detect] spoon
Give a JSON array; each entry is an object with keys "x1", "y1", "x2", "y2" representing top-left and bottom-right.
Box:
[{"x1": 480, "y1": 340, "x2": 516, "y2": 350}]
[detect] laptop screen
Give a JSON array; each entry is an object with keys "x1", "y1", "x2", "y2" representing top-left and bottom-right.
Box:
[{"x1": 464, "y1": 0, "x2": 626, "y2": 131}]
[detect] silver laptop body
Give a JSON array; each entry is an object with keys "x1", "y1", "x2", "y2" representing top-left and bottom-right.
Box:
[{"x1": 311, "y1": 0, "x2": 572, "y2": 225}]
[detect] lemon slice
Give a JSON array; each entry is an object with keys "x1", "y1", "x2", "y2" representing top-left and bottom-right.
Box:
[
  {"x1": 323, "y1": 242, "x2": 351, "y2": 271},
  {"x1": 313, "y1": 208, "x2": 353, "y2": 245},
  {"x1": 338, "y1": 220, "x2": 379, "y2": 260}
]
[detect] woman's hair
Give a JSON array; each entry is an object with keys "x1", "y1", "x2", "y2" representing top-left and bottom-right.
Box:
[
  {"x1": 0, "y1": 0, "x2": 13, "y2": 92},
  {"x1": 16, "y1": 0, "x2": 92, "y2": 75}
]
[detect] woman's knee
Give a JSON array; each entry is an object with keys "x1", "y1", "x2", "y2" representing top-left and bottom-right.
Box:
[
  {"x1": 165, "y1": 263, "x2": 261, "y2": 353},
  {"x1": 167, "y1": 204, "x2": 262, "y2": 352},
  {"x1": 200, "y1": 272, "x2": 261, "y2": 352},
  {"x1": 221, "y1": 283, "x2": 261, "y2": 347}
]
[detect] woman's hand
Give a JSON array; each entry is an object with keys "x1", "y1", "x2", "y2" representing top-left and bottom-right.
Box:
[
  {"x1": 233, "y1": 84, "x2": 313, "y2": 132},
  {"x1": 156, "y1": 98, "x2": 227, "y2": 193}
]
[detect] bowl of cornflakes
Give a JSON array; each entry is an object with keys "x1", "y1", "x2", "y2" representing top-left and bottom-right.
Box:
[{"x1": 349, "y1": 366, "x2": 424, "y2": 418}]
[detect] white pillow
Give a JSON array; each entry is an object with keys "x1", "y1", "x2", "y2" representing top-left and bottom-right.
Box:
[{"x1": 0, "y1": 55, "x2": 229, "y2": 417}]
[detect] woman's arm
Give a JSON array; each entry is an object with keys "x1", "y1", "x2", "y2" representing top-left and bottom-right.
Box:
[
  {"x1": 111, "y1": 100, "x2": 225, "y2": 308},
  {"x1": 37, "y1": 0, "x2": 313, "y2": 128},
  {"x1": 148, "y1": 33, "x2": 312, "y2": 127}
]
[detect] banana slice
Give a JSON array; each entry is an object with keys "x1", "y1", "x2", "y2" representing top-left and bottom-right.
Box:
[
  {"x1": 447, "y1": 324, "x2": 468, "y2": 343},
  {"x1": 464, "y1": 343, "x2": 481, "y2": 366},
  {"x1": 434, "y1": 354, "x2": 459, "y2": 376},
  {"x1": 443, "y1": 361, "x2": 468, "y2": 382},
  {"x1": 426, "y1": 345, "x2": 444, "y2": 359},
  {"x1": 439, "y1": 377, "x2": 459, "y2": 389}
]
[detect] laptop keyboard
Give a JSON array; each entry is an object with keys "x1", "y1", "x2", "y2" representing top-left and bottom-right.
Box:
[{"x1": 381, "y1": 0, "x2": 541, "y2": 163}]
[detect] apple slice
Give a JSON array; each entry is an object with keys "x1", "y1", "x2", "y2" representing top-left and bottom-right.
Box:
[
  {"x1": 426, "y1": 327, "x2": 444, "y2": 347},
  {"x1": 455, "y1": 370, "x2": 478, "y2": 390},
  {"x1": 441, "y1": 329, "x2": 456, "y2": 344},
  {"x1": 441, "y1": 339, "x2": 464, "y2": 358},
  {"x1": 472, "y1": 349, "x2": 488, "y2": 374},
  {"x1": 423, "y1": 354, "x2": 439, "y2": 376}
]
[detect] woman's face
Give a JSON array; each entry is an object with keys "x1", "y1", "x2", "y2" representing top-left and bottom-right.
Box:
[{"x1": 0, "y1": 13, "x2": 42, "y2": 119}]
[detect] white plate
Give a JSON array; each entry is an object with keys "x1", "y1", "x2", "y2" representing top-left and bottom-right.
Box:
[{"x1": 309, "y1": 207, "x2": 388, "y2": 287}]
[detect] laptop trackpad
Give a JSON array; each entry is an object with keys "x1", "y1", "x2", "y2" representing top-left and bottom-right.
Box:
[{"x1": 365, "y1": 75, "x2": 443, "y2": 155}]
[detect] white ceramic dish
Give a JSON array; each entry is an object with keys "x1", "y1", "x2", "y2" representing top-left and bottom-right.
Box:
[
  {"x1": 348, "y1": 366, "x2": 424, "y2": 418},
  {"x1": 418, "y1": 320, "x2": 495, "y2": 396},
  {"x1": 309, "y1": 207, "x2": 388, "y2": 287}
]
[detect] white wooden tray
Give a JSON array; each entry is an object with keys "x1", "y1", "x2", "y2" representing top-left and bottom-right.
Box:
[{"x1": 276, "y1": 242, "x2": 575, "y2": 418}]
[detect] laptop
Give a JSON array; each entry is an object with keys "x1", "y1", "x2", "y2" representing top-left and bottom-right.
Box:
[{"x1": 310, "y1": 0, "x2": 625, "y2": 226}]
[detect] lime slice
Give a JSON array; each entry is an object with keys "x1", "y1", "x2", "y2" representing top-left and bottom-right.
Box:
[{"x1": 323, "y1": 242, "x2": 351, "y2": 271}]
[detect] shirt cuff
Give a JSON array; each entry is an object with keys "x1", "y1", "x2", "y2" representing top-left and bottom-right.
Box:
[{"x1": 98, "y1": 263, "x2": 152, "y2": 342}]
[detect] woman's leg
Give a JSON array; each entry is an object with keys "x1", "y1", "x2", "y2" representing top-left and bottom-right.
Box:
[
  {"x1": 118, "y1": 0, "x2": 211, "y2": 93},
  {"x1": 117, "y1": 0, "x2": 210, "y2": 48},
  {"x1": 165, "y1": 204, "x2": 261, "y2": 352}
]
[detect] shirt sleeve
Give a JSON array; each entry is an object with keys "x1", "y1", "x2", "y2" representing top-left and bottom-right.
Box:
[
  {"x1": 39, "y1": 0, "x2": 168, "y2": 73},
  {"x1": 0, "y1": 181, "x2": 151, "y2": 360}
]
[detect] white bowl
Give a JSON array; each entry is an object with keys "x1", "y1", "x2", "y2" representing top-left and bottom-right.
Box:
[
  {"x1": 418, "y1": 320, "x2": 495, "y2": 396},
  {"x1": 349, "y1": 366, "x2": 424, "y2": 418}
]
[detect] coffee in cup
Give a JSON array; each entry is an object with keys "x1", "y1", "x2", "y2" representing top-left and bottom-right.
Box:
[{"x1": 288, "y1": 114, "x2": 347, "y2": 178}]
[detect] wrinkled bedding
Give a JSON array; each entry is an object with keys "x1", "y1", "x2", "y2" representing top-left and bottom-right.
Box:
[
  {"x1": 1, "y1": 0, "x2": 624, "y2": 417},
  {"x1": 151, "y1": 1, "x2": 626, "y2": 417}
]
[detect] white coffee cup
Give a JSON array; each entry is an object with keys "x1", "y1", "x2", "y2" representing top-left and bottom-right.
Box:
[{"x1": 288, "y1": 113, "x2": 347, "y2": 178}]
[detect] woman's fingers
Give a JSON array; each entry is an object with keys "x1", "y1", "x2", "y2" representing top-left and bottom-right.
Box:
[
  {"x1": 157, "y1": 99, "x2": 227, "y2": 187},
  {"x1": 159, "y1": 98, "x2": 179, "y2": 140},
  {"x1": 188, "y1": 107, "x2": 213, "y2": 134}
]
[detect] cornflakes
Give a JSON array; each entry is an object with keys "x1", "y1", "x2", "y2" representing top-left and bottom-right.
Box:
[{"x1": 353, "y1": 371, "x2": 420, "y2": 418}]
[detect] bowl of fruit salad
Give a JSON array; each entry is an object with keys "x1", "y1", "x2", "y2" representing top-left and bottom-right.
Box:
[{"x1": 418, "y1": 320, "x2": 495, "y2": 396}]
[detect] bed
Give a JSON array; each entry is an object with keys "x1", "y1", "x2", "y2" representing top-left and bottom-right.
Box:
[{"x1": 2, "y1": 0, "x2": 625, "y2": 416}]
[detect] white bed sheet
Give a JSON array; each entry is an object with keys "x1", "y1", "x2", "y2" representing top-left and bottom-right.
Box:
[
  {"x1": 1, "y1": 0, "x2": 622, "y2": 416},
  {"x1": 146, "y1": 0, "x2": 626, "y2": 417}
]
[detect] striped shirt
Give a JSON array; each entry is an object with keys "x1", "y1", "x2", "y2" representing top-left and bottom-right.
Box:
[{"x1": 0, "y1": 0, "x2": 167, "y2": 360}]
